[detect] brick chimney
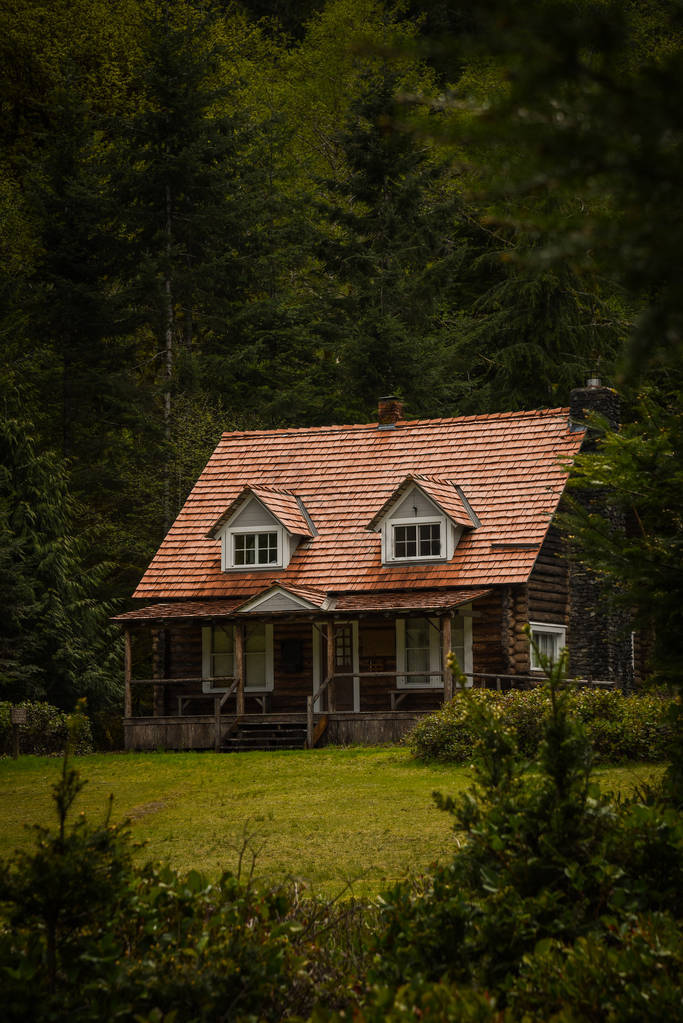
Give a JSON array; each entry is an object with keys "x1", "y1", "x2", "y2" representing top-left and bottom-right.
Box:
[{"x1": 377, "y1": 395, "x2": 403, "y2": 428}]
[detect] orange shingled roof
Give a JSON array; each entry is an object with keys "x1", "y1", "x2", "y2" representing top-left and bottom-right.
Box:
[
  {"x1": 133, "y1": 408, "x2": 583, "y2": 601},
  {"x1": 367, "y1": 474, "x2": 478, "y2": 530},
  {"x1": 206, "y1": 484, "x2": 314, "y2": 538}
]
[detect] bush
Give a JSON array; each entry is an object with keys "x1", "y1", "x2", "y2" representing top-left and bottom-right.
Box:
[
  {"x1": 0, "y1": 701, "x2": 93, "y2": 756},
  {"x1": 407, "y1": 686, "x2": 674, "y2": 764},
  {"x1": 370, "y1": 656, "x2": 683, "y2": 1017}
]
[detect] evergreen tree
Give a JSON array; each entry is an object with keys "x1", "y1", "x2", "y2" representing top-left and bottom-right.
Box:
[
  {"x1": 0, "y1": 418, "x2": 120, "y2": 711},
  {"x1": 115, "y1": 0, "x2": 257, "y2": 531},
  {"x1": 313, "y1": 71, "x2": 466, "y2": 420}
]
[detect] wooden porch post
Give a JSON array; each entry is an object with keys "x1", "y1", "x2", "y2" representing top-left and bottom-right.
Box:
[
  {"x1": 442, "y1": 614, "x2": 453, "y2": 702},
  {"x1": 307, "y1": 695, "x2": 314, "y2": 749},
  {"x1": 326, "y1": 622, "x2": 335, "y2": 712},
  {"x1": 235, "y1": 622, "x2": 245, "y2": 715},
  {"x1": 214, "y1": 695, "x2": 221, "y2": 752},
  {"x1": 124, "y1": 628, "x2": 132, "y2": 718}
]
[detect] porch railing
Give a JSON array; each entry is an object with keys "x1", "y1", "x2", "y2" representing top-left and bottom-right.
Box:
[{"x1": 123, "y1": 670, "x2": 616, "y2": 752}]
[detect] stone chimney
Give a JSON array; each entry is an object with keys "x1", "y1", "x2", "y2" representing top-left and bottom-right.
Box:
[
  {"x1": 566, "y1": 378, "x2": 632, "y2": 689},
  {"x1": 569, "y1": 377, "x2": 620, "y2": 439},
  {"x1": 377, "y1": 395, "x2": 403, "y2": 428}
]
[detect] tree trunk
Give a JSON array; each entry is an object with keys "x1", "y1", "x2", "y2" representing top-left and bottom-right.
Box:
[{"x1": 163, "y1": 182, "x2": 173, "y2": 534}]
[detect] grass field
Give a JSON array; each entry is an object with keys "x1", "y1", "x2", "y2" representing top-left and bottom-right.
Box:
[{"x1": 0, "y1": 748, "x2": 663, "y2": 897}]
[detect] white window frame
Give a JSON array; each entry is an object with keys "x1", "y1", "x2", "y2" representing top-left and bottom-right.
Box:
[
  {"x1": 201, "y1": 624, "x2": 235, "y2": 693},
  {"x1": 244, "y1": 622, "x2": 274, "y2": 691},
  {"x1": 223, "y1": 524, "x2": 285, "y2": 571},
  {"x1": 202, "y1": 622, "x2": 274, "y2": 692},
  {"x1": 384, "y1": 515, "x2": 448, "y2": 564},
  {"x1": 529, "y1": 622, "x2": 567, "y2": 670},
  {"x1": 396, "y1": 617, "x2": 442, "y2": 688}
]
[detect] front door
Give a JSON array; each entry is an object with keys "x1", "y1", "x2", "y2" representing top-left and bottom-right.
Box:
[
  {"x1": 333, "y1": 623, "x2": 358, "y2": 711},
  {"x1": 312, "y1": 622, "x2": 359, "y2": 712}
]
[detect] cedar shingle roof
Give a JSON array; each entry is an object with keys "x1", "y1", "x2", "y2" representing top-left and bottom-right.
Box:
[
  {"x1": 112, "y1": 588, "x2": 489, "y2": 622},
  {"x1": 207, "y1": 485, "x2": 314, "y2": 539},
  {"x1": 133, "y1": 408, "x2": 583, "y2": 601},
  {"x1": 366, "y1": 474, "x2": 478, "y2": 530}
]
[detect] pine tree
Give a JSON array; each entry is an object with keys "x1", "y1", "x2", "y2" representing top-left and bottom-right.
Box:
[
  {"x1": 115, "y1": 0, "x2": 256, "y2": 531},
  {"x1": 0, "y1": 418, "x2": 120, "y2": 711},
  {"x1": 313, "y1": 70, "x2": 466, "y2": 420}
]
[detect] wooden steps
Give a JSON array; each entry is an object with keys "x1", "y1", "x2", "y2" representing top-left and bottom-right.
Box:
[{"x1": 221, "y1": 719, "x2": 307, "y2": 752}]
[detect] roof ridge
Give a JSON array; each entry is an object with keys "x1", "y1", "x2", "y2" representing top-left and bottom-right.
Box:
[{"x1": 217, "y1": 407, "x2": 571, "y2": 440}]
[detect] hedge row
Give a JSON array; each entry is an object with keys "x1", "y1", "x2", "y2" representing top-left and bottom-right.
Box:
[
  {"x1": 0, "y1": 702, "x2": 93, "y2": 757},
  {"x1": 406, "y1": 686, "x2": 675, "y2": 763}
]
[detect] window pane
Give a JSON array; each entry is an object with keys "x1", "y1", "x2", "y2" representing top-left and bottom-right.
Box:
[
  {"x1": 405, "y1": 618, "x2": 430, "y2": 685},
  {"x1": 257, "y1": 532, "x2": 278, "y2": 564},
  {"x1": 419, "y1": 523, "x2": 441, "y2": 556},
  {"x1": 531, "y1": 629, "x2": 561, "y2": 668},
  {"x1": 247, "y1": 624, "x2": 266, "y2": 653},
  {"x1": 246, "y1": 652, "x2": 266, "y2": 686},
  {"x1": 406, "y1": 619, "x2": 429, "y2": 647},
  {"x1": 212, "y1": 652, "x2": 233, "y2": 678},
  {"x1": 394, "y1": 525, "x2": 417, "y2": 559},
  {"x1": 234, "y1": 534, "x2": 256, "y2": 565},
  {"x1": 213, "y1": 627, "x2": 234, "y2": 653},
  {"x1": 407, "y1": 648, "x2": 429, "y2": 673}
]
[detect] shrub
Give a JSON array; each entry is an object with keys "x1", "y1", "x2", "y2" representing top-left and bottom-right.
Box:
[
  {"x1": 0, "y1": 701, "x2": 93, "y2": 756},
  {"x1": 0, "y1": 732, "x2": 369, "y2": 1021},
  {"x1": 371, "y1": 656, "x2": 683, "y2": 1015},
  {"x1": 407, "y1": 686, "x2": 674, "y2": 764}
]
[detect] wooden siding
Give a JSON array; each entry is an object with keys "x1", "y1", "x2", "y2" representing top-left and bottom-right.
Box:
[
  {"x1": 528, "y1": 525, "x2": 569, "y2": 626},
  {"x1": 471, "y1": 589, "x2": 507, "y2": 677}
]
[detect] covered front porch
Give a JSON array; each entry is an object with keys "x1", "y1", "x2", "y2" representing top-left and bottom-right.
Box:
[{"x1": 116, "y1": 589, "x2": 491, "y2": 750}]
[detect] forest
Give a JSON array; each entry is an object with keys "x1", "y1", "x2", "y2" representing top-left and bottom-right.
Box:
[{"x1": 1, "y1": 0, "x2": 682, "y2": 720}]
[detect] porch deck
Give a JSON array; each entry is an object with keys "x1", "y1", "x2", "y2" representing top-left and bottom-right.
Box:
[{"x1": 123, "y1": 709, "x2": 429, "y2": 751}]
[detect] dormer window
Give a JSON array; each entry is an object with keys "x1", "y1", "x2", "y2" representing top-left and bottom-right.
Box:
[
  {"x1": 366, "y1": 474, "x2": 479, "y2": 568},
  {"x1": 234, "y1": 531, "x2": 279, "y2": 566},
  {"x1": 393, "y1": 521, "x2": 442, "y2": 560},
  {"x1": 206, "y1": 485, "x2": 316, "y2": 574}
]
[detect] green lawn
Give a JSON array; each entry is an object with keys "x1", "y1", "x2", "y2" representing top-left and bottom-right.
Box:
[{"x1": 0, "y1": 748, "x2": 663, "y2": 897}]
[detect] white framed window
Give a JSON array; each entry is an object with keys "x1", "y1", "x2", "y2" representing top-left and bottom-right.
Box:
[
  {"x1": 202, "y1": 622, "x2": 273, "y2": 691},
  {"x1": 224, "y1": 525, "x2": 284, "y2": 570},
  {"x1": 529, "y1": 622, "x2": 566, "y2": 670},
  {"x1": 386, "y1": 516, "x2": 446, "y2": 562},
  {"x1": 201, "y1": 624, "x2": 235, "y2": 692},
  {"x1": 396, "y1": 617, "x2": 442, "y2": 688},
  {"x1": 245, "y1": 622, "x2": 274, "y2": 691},
  {"x1": 233, "y1": 530, "x2": 278, "y2": 566}
]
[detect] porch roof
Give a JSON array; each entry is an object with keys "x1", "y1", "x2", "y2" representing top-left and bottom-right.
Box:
[{"x1": 112, "y1": 587, "x2": 491, "y2": 625}]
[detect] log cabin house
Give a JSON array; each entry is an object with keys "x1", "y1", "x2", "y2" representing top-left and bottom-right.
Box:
[{"x1": 115, "y1": 385, "x2": 631, "y2": 751}]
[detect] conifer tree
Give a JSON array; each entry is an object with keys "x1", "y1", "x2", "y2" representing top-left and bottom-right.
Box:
[
  {"x1": 313, "y1": 70, "x2": 466, "y2": 420},
  {"x1": 115, "y1": 1, "x2": 257, "y2": 531},
  {"x1": 0, "y1": 418, "x2": 120, "y2": 710}
]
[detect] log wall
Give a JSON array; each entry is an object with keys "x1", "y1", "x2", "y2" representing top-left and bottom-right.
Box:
[
  {"x1": 502, "y1": 584, "x2": 531, "y2": 675},
  {"x1": 472, "y1": 589, "x2": 507, "y2": 678},
  {"x1": 528, "y1": 525, "x2": 569, "y2": 627}
]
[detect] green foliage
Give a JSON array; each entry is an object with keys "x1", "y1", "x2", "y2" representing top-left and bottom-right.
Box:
[
  {"x1": 508, "y1": 915, "x2": 683, "y2": 1022},
  {"x1": 0, "y1": 418, "x2": 121, "y2": 711},
  {"x1": 369, "y1": 654, "x2": 683, "y2": 1014},
  {"x1": 407, "y1": 685, "x2": 675, "y2": 765},
  {"x1": 0, "y1": 743, "x2": 373, "y2": 1021},
  {"x1": 0, "y1": 701, "x2": 93, "y2": 757}
]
